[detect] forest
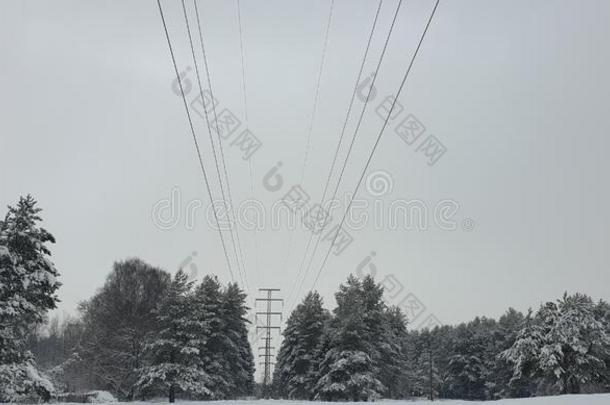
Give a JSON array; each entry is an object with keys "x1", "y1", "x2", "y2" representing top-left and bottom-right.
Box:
[
  {"x1": 2, "y1": 196, "x2": 609, "y2": 402},
  {"x1": 274, "y1": 281, "x2": 610, "y2": 401}
]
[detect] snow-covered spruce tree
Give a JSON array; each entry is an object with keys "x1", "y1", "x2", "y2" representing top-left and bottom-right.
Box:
[
  {"x1": 492, "y1": 308, "x2": 531, "y2": 398},
  {"x1": 500, "y1": 308, "x2": 545, "y2": 395},
  {"x1": 593, "y1": 300, "x2": 610, "y2": 391},
  {"x1": 403, "y1": 330, "x2": 423, "y2": 397},
  {"x1": 446, "y1": 317, "x2": 498, "y2": 400},
  {"x1": 313, "y1": 275, "x2": 385, "y2": 401},
  {"x1": 274, "y1": 291, "x2": 330, "y2": 399},
  {"x1": 273, "y1": 322, "x2": 294, "y2": 398},
  {"x1": 221, "y1": 282, "x2": 255, "y2": 398},
  {"x1": 136, "y1": 270, "x2": 211, "y2": 402},
  {"x1": 502, "y1": 293, "x2": 610, "y2": 395},
  {"x1": 431, "y1": 326, "x2": 457, "y2": 399},
  {"x1": 377, "y1": 305, "x2": 409, "y2": 399},
  {"x1": 549, "y1": 293, "x2": 610, "y2": 393},
  {"x1": 0, "y1": 195, "x2": 60, "y2": 401},
  {"x1": 408, "y1": 328, "x2": 442, "y2": 400},
  {"x1": 354, "y1": 276, "x2": 409, "y2": 398},
  {"x1": 193, "y1": 275, "x2": 233, "y2": 399}
]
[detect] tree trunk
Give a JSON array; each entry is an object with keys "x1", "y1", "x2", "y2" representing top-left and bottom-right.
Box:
[
  {"x1": 428, "y1": 347, "x2": 434, "y2": 401},
  {"x1": 169, "y1": 385, "x2": 175, "y2": 403}
]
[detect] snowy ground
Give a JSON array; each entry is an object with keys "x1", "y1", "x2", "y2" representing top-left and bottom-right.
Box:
[{"x1": 52, "y1": 393, "x2": 610, "y2": 405}]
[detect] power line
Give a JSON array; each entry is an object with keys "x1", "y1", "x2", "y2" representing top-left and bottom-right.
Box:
[
  {"x1": 280, "y1": 0, "x2": 335, "y2": 276},
  {"x1": 236, "y1": 0, "x2": 249, "y2": 126},
  {"x1": 289, "y1": 0, "x2": 402, "y2": 310},
  {"x1": 298, "y1": 0, "x2": 335, "y2": 184},
  {"x1": 192, "y1": 0, "x2": 251, "y2": 293},
  {"x1": 180, "y1": 0, "x2": 247, "y2": 290},
  {"x1": 286, "y1": 0, "x2": 384, "y2": 311},
  {"x1": 310, "y1": 0, "x2": 441, "y2": 292},
  {"x1": 156, "y1": 0, "x2": 236, "y2": 283},
  {"x1": 236, "y1": 0, "x2": 261, "y2": 280}
]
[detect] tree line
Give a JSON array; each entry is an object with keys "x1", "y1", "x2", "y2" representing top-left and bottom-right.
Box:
[
  {"x1": 1, "y1": 196, "x2": 255, "y2": 402},
  {"x1": 2, "y1": 195, "x2": 610, "y2": 402},
  {"x1": 274, "y1": 275, "x2": 610, "y2": 401},
  {"x1": 30, "y1": 262, "x2": 256, "y2": 402}
]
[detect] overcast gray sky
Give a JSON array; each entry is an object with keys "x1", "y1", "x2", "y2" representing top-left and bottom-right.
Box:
[{"x1": 1, "y1": 0, "x2": 609, "y2": 333}]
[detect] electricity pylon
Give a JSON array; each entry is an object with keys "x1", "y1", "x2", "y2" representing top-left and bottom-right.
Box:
[{"x1": 255, "y1": 288, "x2": 283, "y2": 397}]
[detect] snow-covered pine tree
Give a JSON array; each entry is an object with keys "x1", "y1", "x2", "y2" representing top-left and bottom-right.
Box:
[
  {"x1": 500, "y1": 308, "x2": 546, "y2": 394},
  {"x1": 432, "y1": 326, "x2": 456, "y2": 399},
  {"x1": 492, "y1": 308, "x2": 531, "y2": 398},
  {"x1": 0, "y1": 195, "x2": 60, "y2": 401},
  {"x1": 273, "y1": 312, "x2": 298, "y2": 398},
  {"x1": 193, "y1": 275, "x2": 232, "y2": 399},
  {"x1": 403, "y1": 330, "x2": 424, "y2": 397},
  {"x1": 502, "y1": 293, "x2": 610, "y2": 395},
  {"x1": 447, "y1": 317, "x2": 498, "y2": 400},
  {"x1": 360, "y1": 275, "x2": 386, "y2": 355},
  {"x1": 221, "y1": 282, "x2": 255, "y2": 398},
  {"x1": 136, "y1": 270, "x2": 211, "y2": 402},
  {"x1": 314, "y1": 275, "x2": 385, "y2": 401},
  {"x1": 360, "y1": 276, "x2": 412, "y2": 398},
  {"x1": 593, "y1": 300, "x2": 610, "y2": 391},
  {"x1": 274, "y1": 291, "x2": 330, "y2": 399},
  {"x1": 409, "y1": 328, "x2": 442, "y2": 400},
  {"x1": 377, "y1": 305, "x2": 409, "y2": 398},
  {"x1": 548, "y1": 293, "x2": 610, "y2": 393}
]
